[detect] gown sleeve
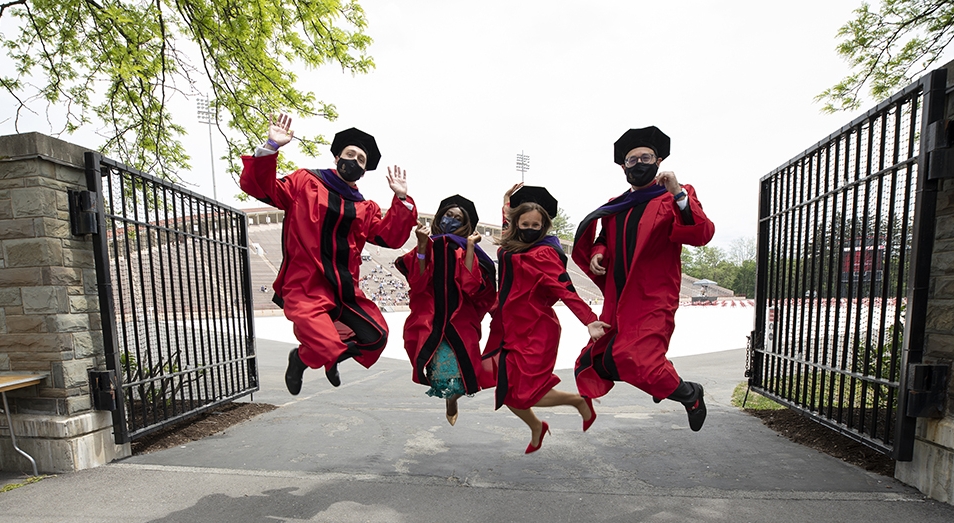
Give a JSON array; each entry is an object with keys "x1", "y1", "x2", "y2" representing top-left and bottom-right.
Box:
[
  {"x1": 367, "y1": 195, "x2": 419, "y2": 248},
  {"x1": 239, "y1": 153, "x2": 296, "y2": 210},
  {"x1": 535, "y1": 247, "x2": 598, "y2": 326},
  {"x1": 397, "y1": 240, "x2": 432, "y2": 287},
  {"x1": 669, "y1": 184, "x2": 714, "y2": 247}
]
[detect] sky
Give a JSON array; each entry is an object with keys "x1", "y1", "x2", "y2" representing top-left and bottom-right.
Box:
[{"x1": 3, "y1": 0, "x2": 950, "y2": 251}]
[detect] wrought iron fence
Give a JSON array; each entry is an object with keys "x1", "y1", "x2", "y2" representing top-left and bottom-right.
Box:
[
  {"x1": 84, "y1": 152, "x2": 258, "y2": 444},
  {"x1": 750, "y1": 69, "x2": 947, "y2": 458}
]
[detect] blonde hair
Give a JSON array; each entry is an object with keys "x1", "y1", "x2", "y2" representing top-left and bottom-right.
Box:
[{"x1": 496, "y1": 202, "x2": 552, "y2": 253}]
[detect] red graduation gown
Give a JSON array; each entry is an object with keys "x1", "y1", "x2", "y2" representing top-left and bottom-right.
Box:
[
  {"x1": 396, "y1": 237, "x2": 497, "y2": 394},
  {"x1": 572, "y1": 185, "x2": 714, "y2": 400},
  {"x1": 240, "y1": 152, "x2": 418, "y2": 371},
  {"x1": 483, "y1": 240, "x2": 598, "y2": 410}
]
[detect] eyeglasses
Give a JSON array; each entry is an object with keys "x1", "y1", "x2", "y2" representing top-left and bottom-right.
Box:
[{"x1": 624, "y1": 153, "x2": 657, "y2": 167}]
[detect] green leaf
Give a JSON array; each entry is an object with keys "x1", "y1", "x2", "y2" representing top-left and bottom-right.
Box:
[
  {"x1": 1, "y1": 0, "x2": 375, "y2": 185},
  {"x1": 818, "y1": 0, "x2": 954, "y2": 112}
]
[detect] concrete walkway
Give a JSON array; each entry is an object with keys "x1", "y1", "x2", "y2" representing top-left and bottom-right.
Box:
[{"x1": 1, "y1": 341, "x2": 953, "y2": 522}]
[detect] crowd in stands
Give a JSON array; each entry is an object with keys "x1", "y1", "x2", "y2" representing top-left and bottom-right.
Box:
[{"x1": 359, "y1": 263, "x2": 410, "y2": 308}]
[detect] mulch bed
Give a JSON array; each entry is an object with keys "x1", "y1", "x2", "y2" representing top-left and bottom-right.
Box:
[
  {"x1": 131, "y1": 402, "x2": 277, "y2": 455},
  {"x1": 746, "y1": 407, "x2": 896, "y2": 477}
]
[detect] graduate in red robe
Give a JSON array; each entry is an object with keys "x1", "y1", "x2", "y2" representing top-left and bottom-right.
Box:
[
  {"x1": 482, "y1": 186, "x2": 610, "y2": 453},
  {"x1": 573, "y1": 126, "x2": 715, "y2": 431},
  {"x1": 240, "y1": 114, "x2": 418, "y2": 394},
  {"x1": 395, "y1": 195, "x2": 496, "y2": 426}
]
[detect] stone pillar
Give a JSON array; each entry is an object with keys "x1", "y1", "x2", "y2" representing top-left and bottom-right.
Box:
[
  {"x1": 896, "y1": 174, "x2": 954, "y2": 503},
  {"x1": 894, "y1": 62, "x2": 954, "y2": 503},
  {"x1": 0, "y1": 132, "x2": 130, "y2": 474}
]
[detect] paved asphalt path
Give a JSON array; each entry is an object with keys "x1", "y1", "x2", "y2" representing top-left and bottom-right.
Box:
[{"x1": 2, "y1": 339, "x2": 954, "y2": 522}]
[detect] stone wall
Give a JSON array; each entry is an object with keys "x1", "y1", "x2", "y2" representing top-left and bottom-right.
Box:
[
  {"x1": 929, "y1": 178, "x2": 954, "y2": 416},
  {"x1": 0, "y1": 132, "x2": 129, "y2": 473},
  {"x1": 896, "y1": 174, "x2": 954, "y2": 502}
]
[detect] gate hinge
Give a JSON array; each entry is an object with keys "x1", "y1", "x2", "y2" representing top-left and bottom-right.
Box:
[
  {"x1": 926, "y1": 119, "x2": 954, "y2": 179},
  {"x1": 905, "y1": 364, "x2": 948, "y2": 418},
  {"x1": 89, "y1": 369, "x2": 118, "y2": 411},
  {"x1": 68, "y1": 189, "x2": 99, "y2": 235}
]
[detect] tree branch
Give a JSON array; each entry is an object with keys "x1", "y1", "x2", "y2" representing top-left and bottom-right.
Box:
[
  {"x1": 156, "y1": 0, "x2": 169, "y2": 175},
  {"x1": 3, "y1": 0, "x2": 374, "y2": 184},
  {"x1": 0, "y1": 0, "x2": 26, "y2": 18},
  {"x1": 821, "y1": 0, "x2": 954, "y2": 111}
]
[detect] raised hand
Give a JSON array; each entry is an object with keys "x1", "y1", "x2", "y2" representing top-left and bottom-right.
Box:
[
  {"x1": 655, "y1": 170, "x2": 681, "y2": 195},
  {"x1": 503, "y1": 182, "x2": 524, "y2": 206},
  {"x1": 267, "y1": 113, "x2": 294, "y2": 149},
  {"x1": 387, "y1": 165, "x2": 408, "y2": 199},
  {"x1": 415, "y1": 219, "x2": 431, "y2": 243},
  {"x1": 464, "y1": 229, "x2": 482, "y2": 271},
  {"x1": 414, "y1": 219, "x2": 430, "y2": 273}
]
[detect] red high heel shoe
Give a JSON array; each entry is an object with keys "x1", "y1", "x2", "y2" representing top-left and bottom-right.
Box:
[
  {"x1": 525, "y1": 421, "x2": 550, "y2": 454},
  {"x1": 582, "y1": 397, "x2": 598, "y2": 432}
]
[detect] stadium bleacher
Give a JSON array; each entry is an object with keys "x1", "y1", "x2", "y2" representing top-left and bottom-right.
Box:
[{"x1": 244, "y1": 207, "x2": 733, "y2": 312}]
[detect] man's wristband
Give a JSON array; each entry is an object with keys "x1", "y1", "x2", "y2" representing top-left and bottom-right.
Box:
[
  {"x1": 417, "y1": 253, "x2": 426, "y2": 260},
  {"x1": 398, "y1": 195, "x2": 407, "y2": 201},
  {"x1": 673, "y1": 190, "x2": 687, "y2": 202},
  {"x1": 265, "y1": 138, "x2": 281, "y2": 151}
]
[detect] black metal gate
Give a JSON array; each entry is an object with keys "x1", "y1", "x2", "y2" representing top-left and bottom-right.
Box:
[
  {"x1": 79, "y1": 152, "x2": 258, "y2": 444},
  {"x1": 750, "y1": 68, "x2": 948, "y2": 459}
]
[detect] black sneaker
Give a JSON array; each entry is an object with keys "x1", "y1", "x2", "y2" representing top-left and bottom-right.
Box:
[
  {"x1": 685, "y1": 385, "x2": 707, "y2": 432},
  {"x1": 285, "y1": 349, "x2": 307, "y2": 395},
  {"x1": 326, "y1": 362, "x2": 341, "y2": 387}
]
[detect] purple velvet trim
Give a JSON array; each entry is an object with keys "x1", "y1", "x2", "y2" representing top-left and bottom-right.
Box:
[
  {"x1": 316, "y1": 169, "x2": 365, "y2": 201},
  {"x1": 599, "y1": 184, "x2": 668, "y2": 215},
  {"x1": 538, "y1": 235, "x2": 564, "y2": 251},
  {"x1": 573, "y1": 184, "x2": 668, "y2": 244},
  {"x1": 431, "y1": 234, "x2": 494, "y2": 269}
]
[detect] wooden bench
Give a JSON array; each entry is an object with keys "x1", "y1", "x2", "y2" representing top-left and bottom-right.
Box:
[{"x1": 0, "y1": 373, "x2": 47, "y2": 476}]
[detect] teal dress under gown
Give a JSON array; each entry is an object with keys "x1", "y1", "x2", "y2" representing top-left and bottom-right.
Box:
[{"x1": 425, "y1": 340, "x2": 466, "y2": 398}]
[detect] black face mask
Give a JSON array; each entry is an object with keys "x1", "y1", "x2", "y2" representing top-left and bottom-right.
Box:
[
  {"x1": 337, "y1": 158, "x2": 365, "y2": 182},
  {"x1": 516, "y1": 227, "x2": 544, "y2": 244},
  {"x1": 625, "y1": 162, "x2": 658, "y2": 187}
]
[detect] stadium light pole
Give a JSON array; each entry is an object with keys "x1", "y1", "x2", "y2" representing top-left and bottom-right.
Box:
[
  {"x1": 516, "y1": 151, "x2": 530, "y2": 183},
  {"x1": 196, "y1": 95, "x2": 217, "y2": 201}
]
